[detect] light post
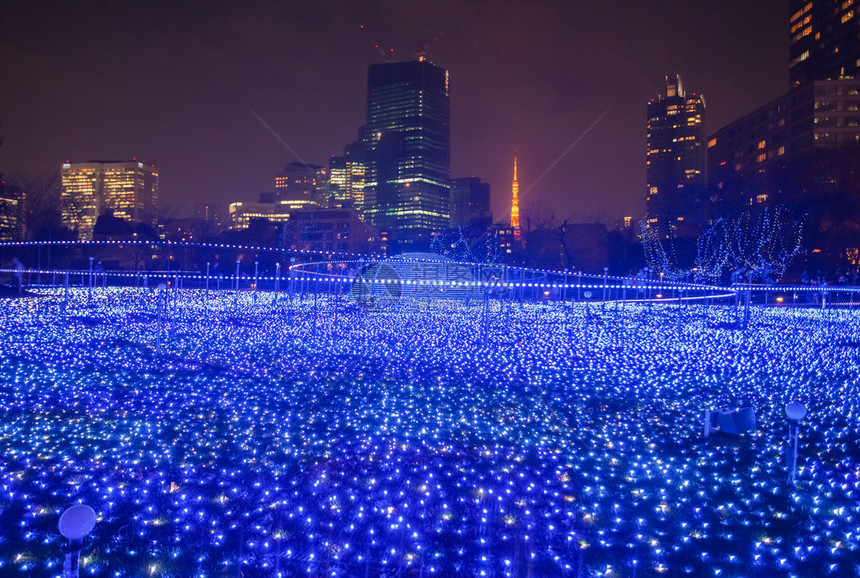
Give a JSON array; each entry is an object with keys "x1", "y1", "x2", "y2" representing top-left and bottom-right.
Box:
[
  {"x1": 235, "y1": 259, "x2": 241, "y2": 292},
  {"x1": 290, "y1": 257, "x2": 297, "y2": 305},
  {"x1": 785, "y1": 401, "x2": 807, "y2": 484},
  {"x1": 88, "y1": 257, "x2": 94, "y2": 288},
  {"x1": 156, "y1": 283, "x2": 167, "y2": 353},
  {"x1": 58, "y1": 504, "x2": 96, "y2": 578},
  {"x1": 254, "y1": 260, "x2": 259, "y2": 292},
  {"x1": 603, "y1": 266, "x2": 609, "y2": 301}
]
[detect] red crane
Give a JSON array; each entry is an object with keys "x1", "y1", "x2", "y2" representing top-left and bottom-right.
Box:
[{"x1": 360, "y1": 25, "x2": 395, "y2": 63}]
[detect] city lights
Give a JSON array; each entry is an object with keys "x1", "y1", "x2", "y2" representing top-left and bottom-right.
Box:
[{"x1": 0, "y1": 285, "x2": 858, "y2": 576}]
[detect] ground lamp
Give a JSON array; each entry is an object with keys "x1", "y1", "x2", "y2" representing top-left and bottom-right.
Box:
[
  {"x1": 785, "y1": 401, "x2": 807, "y2": 484},
  {"x1": 58, "y1": 504, "x2": 96, "y2": 577}
]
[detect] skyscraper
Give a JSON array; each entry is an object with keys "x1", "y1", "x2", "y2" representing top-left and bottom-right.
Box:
[
  {"x1": 790, "y1": 0, "x2": 860, "y2": 87},
  {"x1": 61, "y1": 160, "x2": 159, "y2": 241},
  {"x1": 0, "y1": 180, "x2": 20, "y2": 241},
  {"x1": 363, "y1": 59, "x2": 450, "y2": 248},
  {"x1": 449, "y1": 176, "x2": 492, "y2": 230},
  {"x1": 645, "y1": 75, "x2": 706, "y2": 239}
]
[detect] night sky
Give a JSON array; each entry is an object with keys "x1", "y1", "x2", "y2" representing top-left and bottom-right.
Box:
[{"x1": 0, "y1": 0, "x2": 787, "y2": 224}]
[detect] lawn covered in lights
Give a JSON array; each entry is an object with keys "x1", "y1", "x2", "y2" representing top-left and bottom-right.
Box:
[{"x1": 1, "y1": 288, "x2": 859, "y2": 577}]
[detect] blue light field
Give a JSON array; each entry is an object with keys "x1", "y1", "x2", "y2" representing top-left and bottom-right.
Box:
[{"x1": 1, "y1": 289, "x2": 859, "y2": 577}]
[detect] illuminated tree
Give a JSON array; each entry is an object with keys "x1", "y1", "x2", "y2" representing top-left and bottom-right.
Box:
[{"x1": 693, "y1": 206, "x2": 804, "y2": 283}]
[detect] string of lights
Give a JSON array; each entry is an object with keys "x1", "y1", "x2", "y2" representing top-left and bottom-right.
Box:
[{"x1": 0, "y1": 289, "x2": 858, "y2": 576}]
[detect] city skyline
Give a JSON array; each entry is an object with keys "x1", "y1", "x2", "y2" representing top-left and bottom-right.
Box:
[{"x1": 1, "y1": 0, "x2": 787, "y2": 224}]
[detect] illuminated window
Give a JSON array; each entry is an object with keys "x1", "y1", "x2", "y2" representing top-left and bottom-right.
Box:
[
  {"x1": 707, "y1": 137, "x2": 717, "y2": 147},
  {"x1": 777, "y1": 146, "x2": 786, "y2": 156},
  {"x1": 757, "y1": 140, "x2": 766, "y2": 150},
  {"x1": 756, "y1": 194, "x2": 768, "y2": 204},
  {"x1": 756, "y1": 153, "x2": 766, "y2": 163},
  {"x1": 790, "y1": 50, "x2": 810, "y2": 67}
]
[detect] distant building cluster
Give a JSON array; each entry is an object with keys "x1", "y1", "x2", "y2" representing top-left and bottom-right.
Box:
[
  {"x1": 44, "y1": 0, "x2": 860, "y2": 276},
  {"x1": 56, "y1": 59, "x2": 498, "y2": 256},
  {"x1": 644, "y1": 0, "x2": 860, "y2": 274}
]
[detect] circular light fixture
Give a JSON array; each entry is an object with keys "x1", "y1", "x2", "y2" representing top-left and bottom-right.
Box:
[
  {"x1": 58, "y1": 505, "x2": 97, "y2": 540},
  {"x1": 785, "y1": 401, "x2": 807, "y2": 421}
]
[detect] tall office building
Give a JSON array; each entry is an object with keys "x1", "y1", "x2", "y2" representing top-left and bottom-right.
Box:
[
  {"x1": 61, "y1": 160, "x2": 158, "y2": 241},
  {"x1": 0, "y1": 181, "x2": 20, "y2": 241},
  {"x1": 790, "y1": 0, "x2": 860, "y2": 87},
  {"x1": 450, "y1": 176, "x2": 492, "y2": 230},
  {"x1": 645, "y1": 75, "x2": 706, "y2": 238},
  {"x1": 363, "y1": 59, "x2": 450, "y2": 247}
]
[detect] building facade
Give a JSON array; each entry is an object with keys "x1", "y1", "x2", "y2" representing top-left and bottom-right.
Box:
[
  {"x1": 282, "y1": 206, "x2": 381, "y2": 254},
  {"x1": 274, "y1": 162, "x2": 327, "y2": 207},
  {"x1": 362, "y1": 60, "x2": 451, "y2": 248},
  {"x1": 328, "y1": 138, "x2": 367, "y2": 211},
  {"x1": 790, "y1": 0, "x2": 860, "y2": 87},
  {"x1": 61, "y1": 160, "x2": 158, "y2": 241},
  {"x1": 709, "y1": 79, "x2": 860, "y2": 208},
  {"x1": 645, "y1": 75, "x2": 706, "y2": 239},
  {"x1": 449, "y1": 176, "x2": 492, "y2": 230},
  {"x1": 0, "y1": 182, "x2": 20, "y2": 241}
]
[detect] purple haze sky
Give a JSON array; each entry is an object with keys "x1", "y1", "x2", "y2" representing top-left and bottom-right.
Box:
[{"x1": 0, "y1": 0, "x2": 787, "y2": 224}]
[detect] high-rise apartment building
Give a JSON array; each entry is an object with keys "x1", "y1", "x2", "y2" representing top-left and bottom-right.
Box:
[
  {"x1": 449, "y1": 176, "x2": 492, "y2": 230},
  {"x1": 61, "y1": 160, "x2": 159, "y2": 241},
  {"x1": 708, "y1": 79, "x2": 860, "y2": 207},
  {"x1": 645, "y1": 75, "x2": 706, "y2": 238},
  {"x1": 708, "y1": 0, "x2": 860, "y2": 273},
  {"x1": 363, "y1": 60, "x2": 450, "y2": 248},
  {"x1": 790, "y1": 0, "x2": 860, "y2": 87}
]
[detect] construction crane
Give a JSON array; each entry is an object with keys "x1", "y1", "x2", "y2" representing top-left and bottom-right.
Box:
[{"x1": 360, "y1": 24, "x2": 395, "y2": 63}]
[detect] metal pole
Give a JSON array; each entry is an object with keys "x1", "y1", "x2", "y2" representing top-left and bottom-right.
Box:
[
  {"x1": 63, "y1": 539, "x2": 83, "y2": 578},
  {"x1": 788, "y1": 422, "x2": 799, "y2": 484},
  {"x1": 603, "y1": 267, "x2": 608, "y2": 301}
]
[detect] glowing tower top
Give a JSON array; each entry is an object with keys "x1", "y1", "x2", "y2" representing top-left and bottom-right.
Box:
[{"x1": 510, "y1": 156, "x2": 520, "y2": 235}]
